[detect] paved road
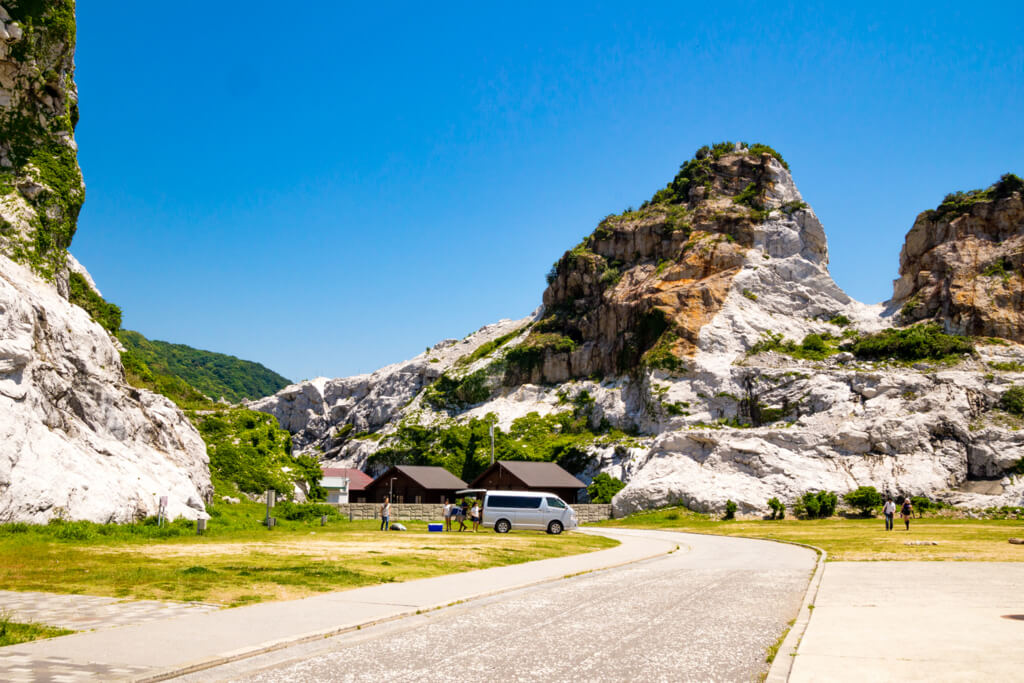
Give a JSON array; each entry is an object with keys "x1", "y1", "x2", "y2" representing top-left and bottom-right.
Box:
[{"x1": 187, "y1": 530, "x2": 815, "y2": 683}]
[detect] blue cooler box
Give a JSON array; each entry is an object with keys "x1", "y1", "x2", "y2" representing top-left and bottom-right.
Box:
[{"x1": 428, "y1": 523, "x2": 443, "y2": 532}]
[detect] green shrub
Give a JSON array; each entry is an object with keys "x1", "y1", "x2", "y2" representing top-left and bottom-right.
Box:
[
  {"x1": 273, "y1": 501, "x2": 340, "y2": 522},
  {"x1": 587, "y1": 473, "x2": 625, "y2": 504},
  {"x1": 724, "y1": 499, "x2": 737, "y2": 520},
  {"x1": 828, "y1": 314, "x2": 851, "y2": 327},
  {"x1": 793, "y1": 491, "x2": 838, "y2": 519},
  {"x1": 1000, "y1": 385, "x2": 1024, "y2": 416},
  {"x1": 849, "y1": 324, "x2": 973, "y2": 362},
  {"x1": 733, "y1": 182, "x2": 762, "y2": 209},
  {"x1": 767, "y1": 497, "x2": 785, "y2": 519},
  {"x1": 843, "y1": 486, "x2": 882, "y2": 516}
]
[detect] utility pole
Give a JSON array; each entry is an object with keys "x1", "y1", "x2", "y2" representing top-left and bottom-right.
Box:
[{"x1": 488, "y1": 415, "x2": 496, "y2": 465}]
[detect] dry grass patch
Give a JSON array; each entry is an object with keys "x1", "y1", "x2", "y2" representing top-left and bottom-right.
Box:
[
  {"x1": 0, "y1": 520, "x2": 615, "y2": 606},
  {"x1": 597, "y1": 508, "x2": 1024, "y2": 561}
]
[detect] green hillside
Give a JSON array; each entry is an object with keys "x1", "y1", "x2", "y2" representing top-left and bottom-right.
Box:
[{"x1": 117, "y1": 330, "x2": 291, "y2": 404}]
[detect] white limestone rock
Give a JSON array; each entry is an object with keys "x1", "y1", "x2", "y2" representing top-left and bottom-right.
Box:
[{"x1": 0, "y1": 255, "x2": 211, "y2": 523}]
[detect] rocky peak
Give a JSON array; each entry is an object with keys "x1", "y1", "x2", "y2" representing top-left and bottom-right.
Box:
[
  {"x1": 512, "y1": 143, "x2": 832, "y2": 384},
  {"x1": 892, "y1": 173, "x2": 1024, "y2": 340}
]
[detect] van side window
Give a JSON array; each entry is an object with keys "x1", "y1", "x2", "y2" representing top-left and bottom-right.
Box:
[
  {"x1": 488, "y1": 495, "x2": 542, "y2": 509},
  {"x1": 546, "y1": 497, "x2": 566, "y2": 509}
]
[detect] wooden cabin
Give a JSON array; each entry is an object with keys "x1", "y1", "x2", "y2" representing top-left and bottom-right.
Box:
[
  {"x1": 470, "y1": 460, "x2": 586, "y2": 503},
  {"x1": 365, "y1": 465, "x2": 467, "y2": 504}
]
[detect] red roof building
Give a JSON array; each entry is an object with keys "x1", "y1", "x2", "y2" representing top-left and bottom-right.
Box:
[{"x1": 321, "y1": 468, "x2": 374, "y2": 503}]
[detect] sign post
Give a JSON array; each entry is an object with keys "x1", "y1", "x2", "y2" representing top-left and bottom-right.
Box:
[
  {"x1": 265, "y1": 490, "x2": 276, "y2": 528},
  {"x1": 158, "y1": 496, "x2": 168, "y2": 528}
]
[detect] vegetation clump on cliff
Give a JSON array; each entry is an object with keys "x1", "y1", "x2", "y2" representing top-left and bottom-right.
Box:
[
  {"x1": 848, "y1": 324, "x2": 974, "y2": 363},
  {"x1": 925, "y1": 173, "x2": 1024, "y2": 222},
  {"x1": 646, "y1": 141, "x2": 788, "y2": 206},
  {"x1": 67, "y1": 273, "x2": 121, "y2": 334},
  {"x1": 0, "y1": 0, "x2": 83, "y2": 278}
]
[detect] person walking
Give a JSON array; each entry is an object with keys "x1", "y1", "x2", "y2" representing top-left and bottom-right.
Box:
[
  {"x1": 470, "y1": 499, "x2": 480, "y2": 533},
  {"x1": 443, "y1": 498, "x2": 452, "y2": 532},
  {"x1": 900, "y1": 497, "x2": 913, "y2": 531},
  {"x1": 883, "y1": 497, "x2": 896, "y2": 531},
  {"x1": 458, "y1": 500, "x2": 469, "y2": 532},
  {"x1": 380, "y1": 497, "x2": 391, "y2": 531}
]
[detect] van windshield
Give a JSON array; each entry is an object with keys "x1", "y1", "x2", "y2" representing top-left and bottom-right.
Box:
[{"x1": 546, "y1": 497, "x2": 566, "y2": 509}]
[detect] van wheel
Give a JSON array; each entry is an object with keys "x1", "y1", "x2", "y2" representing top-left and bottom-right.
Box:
[
  {"x1": 495, "y1": 519, "x2": 511, "y2": 533},
  {"x1": 547, "y1": 521, "x2": 563, "y2": 535}
]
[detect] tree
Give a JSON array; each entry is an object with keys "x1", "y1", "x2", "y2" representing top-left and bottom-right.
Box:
[
  {"x1": 843, "y1": 486, "x2": 882, "y2": 516},
  {"x1": 587, "y1": 473, "x2": 625, "y2": 503}
]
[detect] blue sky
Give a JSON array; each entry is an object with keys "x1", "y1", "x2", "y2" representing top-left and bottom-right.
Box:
[{"x1": 71, "y1": 2, "x2": 1023, "y2": 382}]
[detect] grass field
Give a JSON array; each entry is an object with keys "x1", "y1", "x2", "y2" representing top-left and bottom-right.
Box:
[
  {"x1": 597, "y1": 508, "x2": 1024, "y2": 561},
  {"x1": 0, "y1": 502, "x2": 615, "y2": 606}
]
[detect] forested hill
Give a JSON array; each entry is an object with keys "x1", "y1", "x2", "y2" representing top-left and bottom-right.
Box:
[{"x1": 117, "y1": 330, "x2": 291, "y2": 403}]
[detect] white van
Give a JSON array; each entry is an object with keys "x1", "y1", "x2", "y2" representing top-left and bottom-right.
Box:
[{"x1": 479, "y1": 490, "x2": 578, "y2": 535}]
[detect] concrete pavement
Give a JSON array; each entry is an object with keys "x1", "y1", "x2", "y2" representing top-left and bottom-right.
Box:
[
  {"x1": 187, "y1": 529, "x2": 816, "y2": 682},
  {"x1": 0, "y1": 590, "x2": 218, "y2": 632},
  {"x1": 790, "y1": 562, "x2": 1024, "y2": 681},
  {"x1": 0, "y1": 528, "x2": 676, "y2": 682}
]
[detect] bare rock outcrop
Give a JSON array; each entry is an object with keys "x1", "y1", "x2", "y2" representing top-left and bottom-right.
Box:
[
  {"x1": 515, "y1": 144, "x2": 833, "y2": 384},
  {"x1": 892, "y1": 174, "x2": 1024, "y2": 340},
  {"x1": 0, "y1": 255, "x2": 211, "y2": 523}
]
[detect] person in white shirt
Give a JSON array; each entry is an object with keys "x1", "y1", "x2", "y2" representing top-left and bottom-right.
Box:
[
  {"x1": 470, "y1": 501, "x2": 481, "y2": 532},
  {"x1": 442, "y1": 499, "x2": 453, "y2": 532},
  {"x1": 883, "y1": 497, "x2": 896, "y2": 531}
]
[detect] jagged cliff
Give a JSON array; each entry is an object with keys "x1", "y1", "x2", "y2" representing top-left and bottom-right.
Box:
[
  {"x1": 254, "y1": 143, "x2": 1024, "y2": 515},
  {"x1": 0, "y1": 1, "x2": 211, "y2": 523},
  {"x1": 892, "y1": 173, "x2": 1024, "y2": 339}
]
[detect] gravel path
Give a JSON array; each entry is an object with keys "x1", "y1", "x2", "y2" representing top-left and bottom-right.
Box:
[{"x1": 196, "y1": 530, "x2": 815, "y2": 683}]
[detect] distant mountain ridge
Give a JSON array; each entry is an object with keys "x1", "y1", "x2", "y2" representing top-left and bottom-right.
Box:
[{"x1": 117, "y1": 330, "x2": 291, "y2": 404}]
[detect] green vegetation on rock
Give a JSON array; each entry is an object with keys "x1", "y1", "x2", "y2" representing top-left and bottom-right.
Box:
[
  {"x1": 925, "y1": 173, "x2": 1024, "y2": 222},
  {"x1": 0, "y1": 0, "x2": 83, "y2": 278},
  {"x1": 999, "y1": 385, "x2": 1024, "y2": 416},
  {"x1": 117, "y1": 330, "x2": 290, "y2": 404},
  {"x1": 848, "y1": 324, "x2": 974, "y2": 363},
  {"x1": 67, "y1": 272, "x2": 121, "y2": 334},
  {"x1": 646, "y1": 141, "x2": 789, "y2": 206}
]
